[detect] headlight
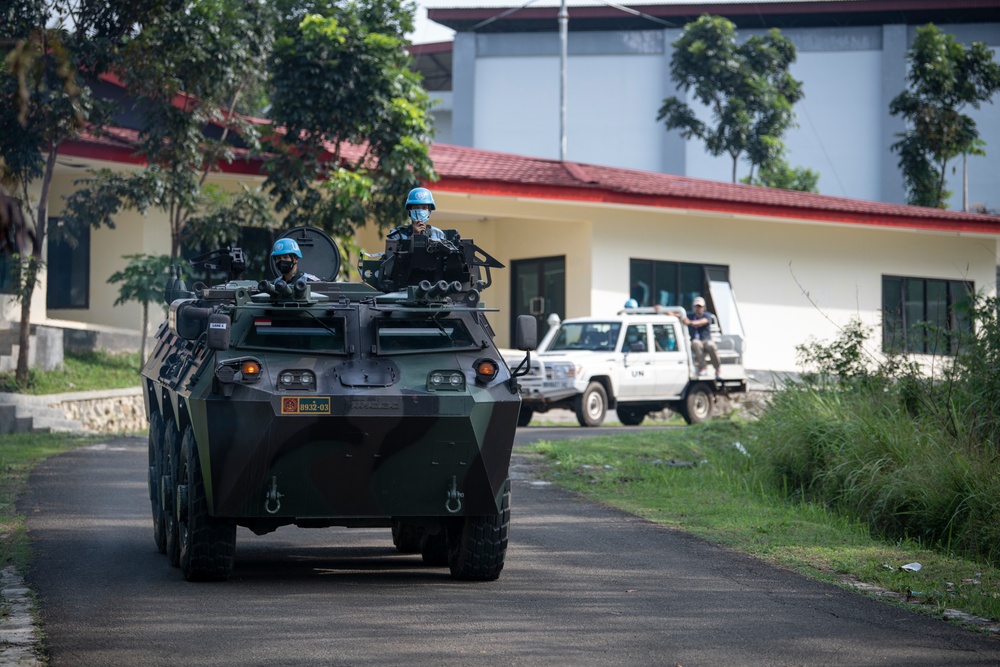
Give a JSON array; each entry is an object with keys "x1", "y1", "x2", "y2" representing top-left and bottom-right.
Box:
[
  {"x1": 548, "y1": 363, "x2": 577, "y2": 380},
  {"x1": 428, "y1": 370, "x2": 466, "y2": 391},
  {"x1": 278, "y1": 369, "x2": 316, "y2": 390}
]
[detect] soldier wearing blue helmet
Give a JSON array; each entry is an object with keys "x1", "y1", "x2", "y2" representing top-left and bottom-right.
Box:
[
  {"x1": 388, "y1": 187, "x2": 446, "y2": 240},
  {"x1": 272, "y1": 237, "x2": 319, "y2": 282}
]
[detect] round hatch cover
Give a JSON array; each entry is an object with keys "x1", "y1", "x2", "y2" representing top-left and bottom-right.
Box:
[{"x1": 271, "y1": 226, "x2": 341, "y2": 281}]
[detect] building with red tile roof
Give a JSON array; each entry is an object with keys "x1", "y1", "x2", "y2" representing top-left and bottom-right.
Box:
[{"x1": 23, "y1": 126, "x2": 1000, "y2": 376}]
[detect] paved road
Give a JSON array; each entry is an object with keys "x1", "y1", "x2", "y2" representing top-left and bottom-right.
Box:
[{"x1": 21, "y1": 433, "x2": 1000, "y2": 666}]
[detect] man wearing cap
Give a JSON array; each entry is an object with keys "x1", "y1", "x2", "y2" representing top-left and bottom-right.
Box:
[{"x1": 683, "y1": 296, "x2": 722, "y2": 380}]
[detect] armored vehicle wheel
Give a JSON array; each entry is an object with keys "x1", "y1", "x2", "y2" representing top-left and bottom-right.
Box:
[
  {"x1": 575, "y1": 382, "x2": 607, "y2": 427},
  {"x1": 163, "y1": 419, "x2": 182, "y2": 567},
  {"x1": 391, "y1": 520, "x2": 422, "y2": 553},
  {"x1": 420, "y1": 531, "x2": 449, "y2": 566},
  {"x1": 516, "y1": 407, "x2": 534, "y2": 427},
  {"x1": 178, "y1": 426, "x2": 237, "y2": 581},
  {"x1": 147, "y1": 412, "x2": 167, "y2": 554},
  {"x1": 681, "y1": 384, "x2": 713, "y2": 424},
  {"x1": 448, "y1": 478, "x2": 510, "y2": 581},
  {"x1": 617, "y1": 406, "x2": 646, "y2": 426}
]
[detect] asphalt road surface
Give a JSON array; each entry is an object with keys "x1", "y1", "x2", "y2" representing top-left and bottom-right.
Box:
[{"x1": 21, "y1": 430, "x2": 1000, "y2": 666}]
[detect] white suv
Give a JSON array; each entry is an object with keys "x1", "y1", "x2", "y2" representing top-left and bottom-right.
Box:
[{"x1": 512, "y1": 308, "x2": 747, "y2": 427}]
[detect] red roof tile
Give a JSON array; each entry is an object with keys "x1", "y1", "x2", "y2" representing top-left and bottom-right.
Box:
[
  {"x1": 427, "y1": 143, "x2": 1000, "y2": 234},
  {"x1": 61, "y1": 130, "x2": 1000, "y2": 236}
]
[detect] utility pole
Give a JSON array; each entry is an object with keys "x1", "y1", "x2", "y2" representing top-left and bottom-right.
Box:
[{"x1": 558, "y1": 0, "x2": 568, "y2": 161}]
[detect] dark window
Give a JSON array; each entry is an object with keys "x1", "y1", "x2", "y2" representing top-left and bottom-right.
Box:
[
  {"x1": 0, "y1": 252, "x2": 19, "y2": 295},
  {"x1": 46, "y1": 220, "x2": 89, "y2": 309},
  {"x1": 376, "y1": 318, "x2": 477, "y2": 354},
  {"x1": 882, "y1": 275, "x2": 973, "y2": 355},
  {"x1": 242, "y1": 314, "x2": 346, "y2": 353},
  {"x1": 630, "y1": 259, "x2": 728, "y2": 311}
]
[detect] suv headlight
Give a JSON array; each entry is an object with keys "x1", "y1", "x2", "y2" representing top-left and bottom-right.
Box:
[{"x1": 548, "y1": 362, "x2": 578, "y2": 381}]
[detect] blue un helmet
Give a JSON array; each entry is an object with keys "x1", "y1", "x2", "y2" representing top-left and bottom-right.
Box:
[
  {"x1": 271, "y1": 238, "x2": 302, "y2": 258},
  {"x1": 405, "y1": 187, "x2": 436, "y2": 211},
  {"x1": 624, "y1": 298, "x2": 638, "y2": 308}
]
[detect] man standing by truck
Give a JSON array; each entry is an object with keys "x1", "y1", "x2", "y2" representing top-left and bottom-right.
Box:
[{"x1": 684, "y1": 296, "x2": 722, "y2": 380}]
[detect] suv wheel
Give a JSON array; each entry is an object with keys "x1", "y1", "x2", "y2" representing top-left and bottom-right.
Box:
[
  {"x1": 681, "y1": 384, "x2": 713, "y2": 424},
  {"x1": 575, "y1": 382, "x2": 608, "y2": 427}
]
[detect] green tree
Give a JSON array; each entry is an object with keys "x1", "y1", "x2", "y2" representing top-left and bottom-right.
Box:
[
  {"x1": 741, "y1": 155, "x2": 819, "y2": 192},
  {"x1": 658, "y1": 14, "x2": 804, "y2": 183},
  {"x1": 890, "y1": 24, "x2": 1000, "y2": 209},
  {"x1": 107, "y1": 254, "x2": 173, "y2": 361},
  {"x1": 264, "y1": 0, "x2": 435, "y2": 237},
  {"x1": 62, "y1": 0, "x2": 276, "y2": 258},
  {"x1": 1, "y1": 0, "x2": 160, "y2": 384}
]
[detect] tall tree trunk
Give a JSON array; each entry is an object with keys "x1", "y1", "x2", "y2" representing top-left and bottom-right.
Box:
[
  {"x1": 15, "y1": 146, "x2": 59, "y2": 385},
  {"x1": 14, "y1": 260, "x2": 37, "y2": 384},
  {"x1": 731, "y1": 156, "x2": 738, "y2": 183},
  {"x1": 936, "y1": 158, "x2": 948, "y2": 208},
  {"x1": 963, "y1": 153, "x2": 968, "y2": 212}
]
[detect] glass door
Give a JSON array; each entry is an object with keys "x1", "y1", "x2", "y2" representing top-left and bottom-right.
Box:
[{"x1": 511, "y1": 256, "x2": 565, "y2": 347}]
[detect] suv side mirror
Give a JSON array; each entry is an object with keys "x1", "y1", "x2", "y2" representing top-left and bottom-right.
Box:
[{"x1": 515, "y1": 315, "x2": 537, "y2": 351}]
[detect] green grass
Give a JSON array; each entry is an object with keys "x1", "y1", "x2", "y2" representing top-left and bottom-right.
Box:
[
  {"x1": 524, "y1": 419, "x2": 1000, "y2": 629},
  {"x1": 0, "y1": 350, "x2": 142, "y2": 394}
]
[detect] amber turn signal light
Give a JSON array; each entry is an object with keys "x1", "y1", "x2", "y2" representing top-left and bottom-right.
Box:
[{"x1": 473, "y1": 358, "x2": 499, "y2": 384}]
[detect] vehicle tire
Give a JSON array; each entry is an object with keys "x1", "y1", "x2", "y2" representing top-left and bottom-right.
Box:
[
  {"x1": 681, "y1": 384, "x2": 714, "y2": 424},
  {"x1": 163, "y1": 418, "x2": 182, "y2": 568},
  {"x1": 516, "y1": 406, "x2": 534, "y2": 427},
  {"x1": 617, "y1": 406, "x2": 646, "y2": 426},
  {"x1": 391, "y1": 520, "x2": 422, "y2": 553},
  {"x1": 420, "y1": 530, "x2": 449, "y2": 566},
  {"x1": 178, "y1": 426, "x2": 237, "y2": 581},
  {"x1": 448, "y1": 478, "x2": 510, "y2": 581},
  {"x1": 574, "y1": 382, "x2": 607, "y2": 427},
  {"x1": 147, "y1": 412, "x2": 167, "y2": 554}
]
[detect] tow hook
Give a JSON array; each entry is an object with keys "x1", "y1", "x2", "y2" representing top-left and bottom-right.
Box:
[
  {"x1": 445, "y1": 475, "x2": 464, "y2": 514},
  {"x1": 264, "y1": 476, "x2": 283, "y2": 514}
]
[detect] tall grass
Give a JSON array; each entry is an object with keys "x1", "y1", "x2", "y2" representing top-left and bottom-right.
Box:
[{"x1": 753, "y1": 302, "x2": 1000, "y2": 566}]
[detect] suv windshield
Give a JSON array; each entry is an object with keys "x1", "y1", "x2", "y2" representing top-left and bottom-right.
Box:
[{"x1": 548, "y1": 322, "x2": 621, "y2": 351}]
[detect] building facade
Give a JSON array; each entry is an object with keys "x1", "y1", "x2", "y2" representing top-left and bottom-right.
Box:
[{"x1": 425, "y1": 0, "x2": 1000, "y2": 210}]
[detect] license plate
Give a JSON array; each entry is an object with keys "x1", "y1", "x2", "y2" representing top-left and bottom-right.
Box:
[{"x1": 281, "y1": 397, "x2": 331, "y2": 415}]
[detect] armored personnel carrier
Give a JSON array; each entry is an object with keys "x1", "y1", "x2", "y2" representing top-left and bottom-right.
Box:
[{"x1": 142, "y1": 227, "x2": 535, "y2": 582}]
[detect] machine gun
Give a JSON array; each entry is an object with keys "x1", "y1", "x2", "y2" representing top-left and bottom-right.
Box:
[
  {"x1": 190, "y1": 247, "x2": 249, "y2": 282},
  {"x1": 360, "y1": 231, "x2": 504, "y2": 305}
]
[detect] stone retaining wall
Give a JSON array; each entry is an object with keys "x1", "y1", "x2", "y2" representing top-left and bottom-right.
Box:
[{"x1": 55, "y1": 391, "x2": 147, "y2": 434}]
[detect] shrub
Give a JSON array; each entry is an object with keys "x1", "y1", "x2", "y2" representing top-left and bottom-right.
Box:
[{"x1": 755, "y1": 308, "x2": 1000, "y2": 565}]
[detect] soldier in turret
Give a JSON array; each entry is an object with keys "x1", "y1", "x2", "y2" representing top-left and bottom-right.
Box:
[
  {"x1": 388, "y1": 187, "x2": 446, "y2": 240},
  {"x1": 271, "y1": 238, "x2": 319, "y2": 282}
]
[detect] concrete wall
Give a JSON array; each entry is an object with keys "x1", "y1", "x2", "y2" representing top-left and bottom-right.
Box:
[{"x1": 449, "y1": 23, "x2": 1000, "y2": 211}]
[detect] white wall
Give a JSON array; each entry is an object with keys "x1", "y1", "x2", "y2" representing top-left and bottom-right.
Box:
[
  {"x1": 587, "y1": 207, "x2": 997, "y2": 373},
  {"x1": 455, "y1": 25, "x2": 1000, "y2": 211},
  {"x1": 475, "y1": 56, "x2": 561, "y2": 158}
]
